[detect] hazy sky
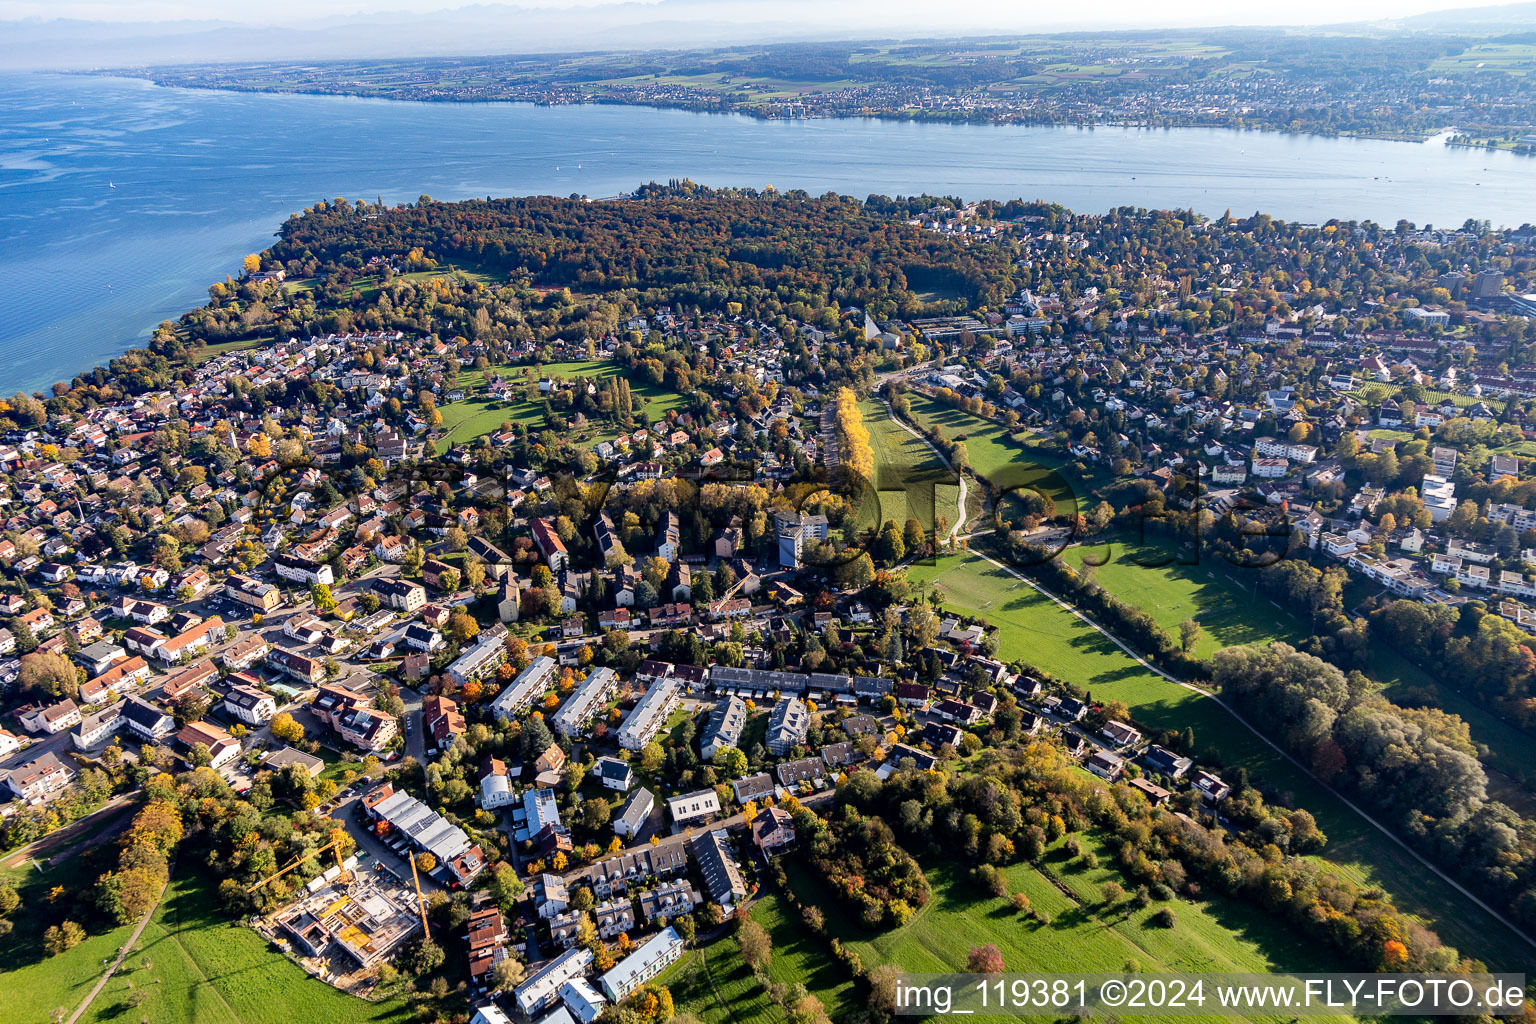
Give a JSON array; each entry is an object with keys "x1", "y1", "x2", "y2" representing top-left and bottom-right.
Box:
[{"x1": 6, "y1": 0, "x2": 1527, "y2": 26}]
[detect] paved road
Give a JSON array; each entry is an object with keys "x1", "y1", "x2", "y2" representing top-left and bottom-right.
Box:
[
  {"x1": 0, "y1": 724, "x2": 73, "y2": 773},
  {"x1": 399, "y1": 685, "x2": 425, "y2": 764},
  {"x1": 0, "y1": 792, "x2": 137, "y2": 868}
]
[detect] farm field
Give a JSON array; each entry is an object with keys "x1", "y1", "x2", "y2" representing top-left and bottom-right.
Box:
[
  {"x1": 858, "y1": 398, "x2": 960, "y2": 538},
  {"x1": 1431, "y1": 43, "x2": 1536, "y2": 76},
  {"x1": 904, "y1": 550, "x2": 1523, "y2": 969},
  {"x1": 80, "y1": 872, "x2": 412, "y2": 1024},
  {"x1": 1416, "y1": 387, "x2": 1503, "y2": 412}
]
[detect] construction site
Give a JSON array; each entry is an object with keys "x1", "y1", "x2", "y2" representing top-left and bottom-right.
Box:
[
  {"x1": 249, "y1": 830, "x2": 430, "y2": 993},
  {"x1": 274, "y1": 869, "x2": 422, "y2": 969}
]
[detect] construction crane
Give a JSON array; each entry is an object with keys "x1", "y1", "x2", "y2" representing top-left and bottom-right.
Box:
[
  {"x1": 408, "y1": 856, "x2": 432, "y2": 935},
  {"x1": 247, "y1": 831, "x2": 352, "y2": 893},
  {"x1": 719, "y1": 573, "x2": 749, "y2": 604}
]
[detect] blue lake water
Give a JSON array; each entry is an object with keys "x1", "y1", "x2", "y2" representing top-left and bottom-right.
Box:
[{"x1": 2, "y1": 70, "x2": 1533, "y2": 395}]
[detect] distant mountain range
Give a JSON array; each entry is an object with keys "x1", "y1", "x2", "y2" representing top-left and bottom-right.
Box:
[
  {"x1": 3, "y1": 3, "x2": 814, "y2": 68},
  {"x1": 1397, "y1": 1, "x2": 1536, "y2": 28},
  {"x1": 2, "y1": 0, "x2": 1533, "y2": 70}
]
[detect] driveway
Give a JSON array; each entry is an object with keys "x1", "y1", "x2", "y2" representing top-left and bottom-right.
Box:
[{"x1": 397, "y1": 684, "x2": 426, "y2": 764}]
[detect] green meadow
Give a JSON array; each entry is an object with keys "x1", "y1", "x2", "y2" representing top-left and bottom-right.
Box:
[{"x1": 905, "y1": 551, "x2": 1524, "y2": 969}]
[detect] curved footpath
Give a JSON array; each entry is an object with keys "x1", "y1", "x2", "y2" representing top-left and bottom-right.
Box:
[
  {"x1": 965, "y1": 545, "x2": 1536, "y2": 956},
  {"x1": 880, "y1": 398, "x2": 968, "y2": 542}
]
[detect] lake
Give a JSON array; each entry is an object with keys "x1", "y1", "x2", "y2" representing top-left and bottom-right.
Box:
[{"x1": 2, "y1": 71, "x2": 1533, "y2": 395}]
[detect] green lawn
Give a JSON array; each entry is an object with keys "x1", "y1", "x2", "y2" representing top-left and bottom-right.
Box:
[
  {"x1": 1058, "y1": 538, "x2": 1536, "y2": 817},
  {"x1": 661, "y1": 930, "x2": 779, "y2": 1024},
  {"x1": 1058, "y1": 540, "x2": 1314, "y2": 660},
  {"x1": 749, "y1": 891, "x2": 858, "y2": 1020},
  {"x1": 777, "y1": 837, "x2": 1345, "y2": 1024},
  {"x1": 664, "y1": 887, "x2": 857, "y2": 1024},
  {"x1": 858, "y1": 399, "x2": 960, "y2": 538},
  {"x1": 439, "y1": 397, "x2": 537, "y2": 447},
  {"x1": 81, "y1": 872, "x2": 411, "y2": 1024},
  {"x1": 905, "y1": 396, "x2": 1105, "y2": 518},
  {"x1": 0, "y1": 855, "x2": 139, "y2": 1024},
  {"x1": 1373, "y1": 647, "x2": 1536, "y2": 813},
  {"x1": 194, "y1": 337, "x2": 266, "y2": 364},
  {"x1": 439, "y1": 360, "x2": 687, "y2": 448},
  {"x1": 904, "y1": 551, "x2": 1524, "y2": 970}
]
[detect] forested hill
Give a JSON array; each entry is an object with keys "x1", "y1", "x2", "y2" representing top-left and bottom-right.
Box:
[{"x1": 271, "y1": 187, "x2": 1029, "y2": 319}]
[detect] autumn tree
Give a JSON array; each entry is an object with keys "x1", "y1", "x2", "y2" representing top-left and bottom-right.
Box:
[
  {"x1": 1178, "y1": 618, "x2": 1202, "y2": 654},
  {"x1": 966, "y1": 944, "x2": 1004, "y2": 974},
  {"x1": 270, "y1": 712, "x2": 304, "y2": 744},
  {"x1": 44, "y1": 921, "x2": 86, "y2": 956},
  {"x1": 737, "y1": 915, "x2": 772, "y2": 968},
  {"x1": 19, "y1": 651, "x2": 79, "y2": 700}
]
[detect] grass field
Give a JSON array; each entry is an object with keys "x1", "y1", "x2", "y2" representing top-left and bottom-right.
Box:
[
  {"x1": 194, "y1": 337, "x2": 266, "y2": 364},
  {"x1": 1372, "y1": 646, "x2": 1536, "y2": 813},
  {"x1": 905, "y1": 396, "x2": 1106, "y2": 516},
  {"x1": 439, "y1": 359, "x2": 688, "y2": 448},
  {"x1": 858, "y1": 399, "x2": 960, "y2": 538},
  {"x1": 664, "y1": 887, "x2": 859, "y2": 1024},
  {"x1": 1, "y1": 855, "x2": 139, "y2": 1024},
  {"x1": 81, "y1": 872, "x2": 411, "y2": 1024},
  {"x1": 1058, "y1": 540, "x2": 1313, "y2": 660},
  {"x1": 904, "y1": 551, "x2": 1525, "y2": 969},
  {"x1": 771, "y1": 834, "x2": 1346, "y2": 1024},
  {"x1": 1058, "y1": 538, "x2": 1536, "y2": 817},
  {"x1": 749, "y1": 891, "x2": 859, "y2": 1020},
  {"x1": 663, "y1": 938, "x2": 779, "y2": 1024},
  {"x1": 284, "y1": 266, "x2": 496, "y2": 303}
]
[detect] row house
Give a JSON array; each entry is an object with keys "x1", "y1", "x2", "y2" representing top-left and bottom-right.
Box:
[
  {"x1": 637, "y1": 879, "x2": 699, "y2": 924},
  {"x1": 567, "y1": 838, "x2": 689, "y2": 900}
]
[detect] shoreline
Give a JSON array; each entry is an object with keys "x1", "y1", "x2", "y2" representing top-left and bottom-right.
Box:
[{"x1": 80, "y1": 69, "x2": 1503, "y2": 147}]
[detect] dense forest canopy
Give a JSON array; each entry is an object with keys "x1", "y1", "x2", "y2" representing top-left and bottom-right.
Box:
[{"x1": 271, "y1": 188, "x2": 1020, "y2": 320}]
